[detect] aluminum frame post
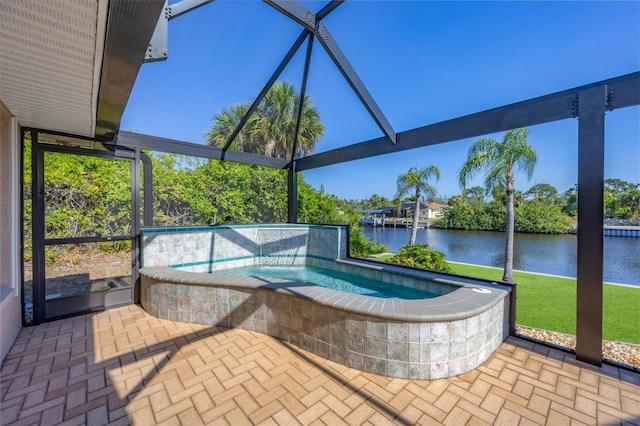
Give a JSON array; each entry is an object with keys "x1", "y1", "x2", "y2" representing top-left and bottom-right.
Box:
[
  {"x1": 132, "y1": 150, "x2": 142, "y2": 303},
  {"x1": 287, "y1": 163, "x2": 298, "y2": 223},
  {"x1": 575, "y1": 85, "x2": 606, "y2": 366},
  {"x1": 30, "y1": 130, "x2": 45, "y2": 325},
  {"x1": 140, "y1": 152, "x2": 154, "y2": 226},
  {"x1": 19, "y1": 130, "x2": 26, "y2": 326}
]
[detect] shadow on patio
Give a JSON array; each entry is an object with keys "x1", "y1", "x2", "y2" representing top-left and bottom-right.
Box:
[{"x1": 1, "y1": 304, "x2": 639, "y2": 425}]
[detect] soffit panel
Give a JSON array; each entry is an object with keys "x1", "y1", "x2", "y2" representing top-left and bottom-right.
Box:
[
  {"x1": 94, "y1": 0, "x2": 166, "y2": 141},
  {"x1": 0, "y1": 0, "x2": 101, "y2": 137}
]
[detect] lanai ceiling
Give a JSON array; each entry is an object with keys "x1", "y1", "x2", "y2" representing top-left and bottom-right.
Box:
[
  {"x1": 0, "y1": 0, "x2": 106, "y2": 136},
  {"x1": 0, "y1": 0, "x2": 163, "y2": 139}
]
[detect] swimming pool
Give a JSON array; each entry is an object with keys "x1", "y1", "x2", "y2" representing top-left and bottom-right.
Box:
[
  {"x1": 140, "y1": 224, "x2": 514, "y2": 379},
  {"x1": 214, "y1": 265, "x2": 438, "y2": 299}
]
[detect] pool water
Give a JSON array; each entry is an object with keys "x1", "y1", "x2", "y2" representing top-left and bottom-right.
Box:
[{"x1": 213, "y1": 265, "x2": 438, "y2": 299}]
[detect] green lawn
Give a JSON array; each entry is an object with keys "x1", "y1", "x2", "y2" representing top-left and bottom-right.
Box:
[
  {"x1": 373, "y1": 254, "x2": 395, "y2": 262},
  {"x1": 367, "y1": 255, "x2": 639, "y2": 343},
  {"x1": 447, "y1": 262, "x2": 640, "y2": 344}
]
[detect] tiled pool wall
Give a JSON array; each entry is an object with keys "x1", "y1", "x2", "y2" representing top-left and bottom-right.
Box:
[
  {"x1": 141, "y1": 277, "x2": 509, "y2": 379},
  {"x1": 140, "y1": 224, "x2": 512, "y2": 379},
  {"x1": 141, "y1": 224, "x2": 348, "y2": 271}
]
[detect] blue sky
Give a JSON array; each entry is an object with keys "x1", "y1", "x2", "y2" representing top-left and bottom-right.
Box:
[{"x1": 122, "y1": 1, "x2": 640, "y2": 201}]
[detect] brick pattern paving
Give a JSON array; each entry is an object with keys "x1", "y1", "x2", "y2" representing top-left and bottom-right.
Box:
[{"x1": 1, "y1": 305, "x2": 638, "y2": 425}]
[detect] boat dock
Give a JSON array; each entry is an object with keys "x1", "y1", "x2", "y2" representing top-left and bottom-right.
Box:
[
  {"x1": 600, "y1": 226, "x2": 639, "y2": 238},
  {"x1": 568, "y1": 225, "x2": 640, "y2": 237},
  {"x1": 359, "y1": 217, "x2": 431, "y2": 228}
]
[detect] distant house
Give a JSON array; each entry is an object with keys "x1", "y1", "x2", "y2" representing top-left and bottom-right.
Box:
[
  {"x1": 357, "y1": 202, "x2": 449, "y2": 226},
  {"x1": 399, "y1": 202, "x2": 450, "y2": 219}
]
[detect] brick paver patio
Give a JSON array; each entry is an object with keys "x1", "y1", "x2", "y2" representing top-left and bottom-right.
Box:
[{"x1": 1, "y1": 305, "x2": 638, "y2": 425}]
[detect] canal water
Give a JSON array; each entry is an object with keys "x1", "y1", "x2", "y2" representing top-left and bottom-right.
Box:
[{"x1": 363, "y1": 227, "x2": 640, "y2": 286}]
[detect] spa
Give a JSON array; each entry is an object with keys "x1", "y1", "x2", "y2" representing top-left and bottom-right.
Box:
[{"x1": 140, "y1": 224, "x2": 513, "y2": 379}]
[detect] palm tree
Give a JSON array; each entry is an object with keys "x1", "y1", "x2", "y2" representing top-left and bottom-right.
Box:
[
  {"x1": 396, "y1": 166, "x2": 441, "y2": 245},
  {"x1": 206, "y1": 103, "x2": 254, "y2": 152},
  {"x1": 207, "y1": 82, "x2": 324, "y2": 159},
  {"x1": 459, "y1": 128, "x2": 537, "y2": 283},
  {"x1": 253, "y1": 82, "x2": 323, "y2": 159},
  {"x1": 492, "y1": 185, "x2": 525, "y2": 211}
]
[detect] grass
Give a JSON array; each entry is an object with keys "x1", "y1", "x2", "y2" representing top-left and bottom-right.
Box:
[
  {"x1": 448, "y1": 262, "x2": 640, "y2": 344},
  {"x1": 367, "y1": 254, "x2": 639, "y2": 344},
  {"x1": 373, "y1": 254, "x2": 396, "y2": 262}
]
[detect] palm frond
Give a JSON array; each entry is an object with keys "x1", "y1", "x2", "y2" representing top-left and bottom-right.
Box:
[
  {"x1": 458, "y1": 138, "x2": 498, "y2": 189},
  {"x1": 485, "y1": 167, "x2": 506, "y2": 193},
  {"x1": 207, "y1": 82, "x2": 323, "y2": 159},
  {"x1": 396, "y1": 165, "x2": 441, "y2": 201}
]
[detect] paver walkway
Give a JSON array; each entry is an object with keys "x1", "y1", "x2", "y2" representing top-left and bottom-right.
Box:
[{"x1": 1, "y1": 305, "x2": 638, "y2": 425}]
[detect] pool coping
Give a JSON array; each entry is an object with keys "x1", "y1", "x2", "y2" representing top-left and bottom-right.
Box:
[{"x1": 140, "y1": 261, "x2": 511, "y2": 322}]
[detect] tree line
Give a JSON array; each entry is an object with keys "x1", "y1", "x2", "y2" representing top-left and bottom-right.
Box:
[
  {"x1": 150, "y1": 153, "x2": 386, "y2": 257},
  {"x1": 343, "y1": 128, "x2": 638, "y2": 283},
  {"x1": 23, "y1": 147, "x2": 387, "y2": 262},
  {"x1": 346, "y1": 179, "x2": 639, "y2": 230}
]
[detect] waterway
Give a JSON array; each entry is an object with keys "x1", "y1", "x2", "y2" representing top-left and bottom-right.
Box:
[{"x1": 363, "y1": 227, "x2": 640, "y2": 286}]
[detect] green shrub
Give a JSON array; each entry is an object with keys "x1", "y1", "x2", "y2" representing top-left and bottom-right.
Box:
[
  {"x1": 387, "y1": 244, "x2": 452, "y2": 272},
  {"x1": 432, "y1": 204, "x2": 504, "y2": 231},
  {"x1": 515, "y1": 200, "x2": 572, "y2": 233},
  {"x1": 44, "y1": 247, "x2": 57, "y2": 266},
  {"x1": 349, "y1": 225, "x2": 388, "y2": 258}
]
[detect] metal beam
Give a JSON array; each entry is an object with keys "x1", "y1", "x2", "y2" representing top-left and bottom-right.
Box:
[
  {"x1": 314, "y1": 21, "x2": 396, "y2": 144},
  {"x1": 263, "y1": 0, "x2": 316, "y2": 30},
  {"x1": 264, "y1": 0, "x2": 396, "y2": 144},
  {"x1": 315, "y1": 1, "x2": 344, "y2": 21},
  {"x1": 144, "y1": 3, "x2": 169, "y2": 63},
  {"x1": 296, "y1": 72, "x2": 640, "y2": 171},
  {"x1": 221, "y1": 30, "x2": 310, "y2": 154},
  {"x1": 145, "y1": 0, "x2": 216, "y2": 63},
  {"x1": 607, "y1": 76, "x2": 640, "y2": 110},
  {"x1": 575, "y1": 85, "x2": 606, "y2": 366},
  {"x1": 116, "y1": 131, "x2": 289, "y2": 169},
  {"x1": 167, "y1": 0, "x2": 215, "y2": 19},
  {"x1": 290, "y1": 35, "x2": 314, "y2": 162}
]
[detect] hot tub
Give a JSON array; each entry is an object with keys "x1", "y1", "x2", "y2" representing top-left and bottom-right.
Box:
[{"x1": 140, "y1": 224, "x2": 513, "y2": 379}]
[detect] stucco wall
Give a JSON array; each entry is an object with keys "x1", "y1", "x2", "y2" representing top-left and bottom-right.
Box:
[{"x1": 0, "y1": 100, "x2": 22, "y2": 363}]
